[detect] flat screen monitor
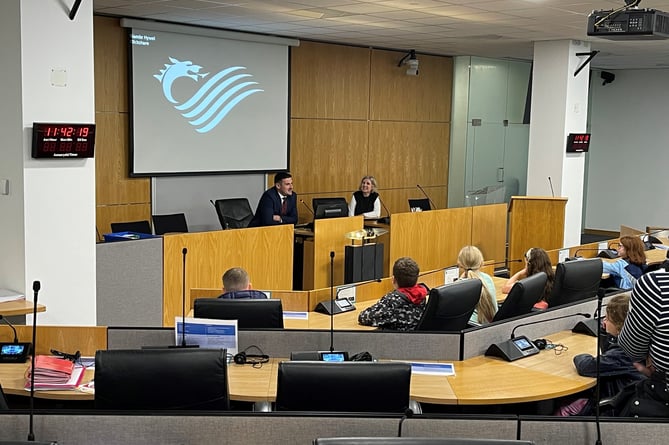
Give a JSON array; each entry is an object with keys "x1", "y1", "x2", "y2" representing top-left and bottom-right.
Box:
[
  {"x1": 193, "y1": 298, "x2": 284, "y2": 329},
  {"x1": 313, "y1": 197, "x2": 348, "y2": 220}
]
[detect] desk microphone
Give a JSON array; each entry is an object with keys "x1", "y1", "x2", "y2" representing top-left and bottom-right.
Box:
[
  {"x1": 642, "y1": 228, "x2": 667, "y2": 249},
  {"x1": 416, "y1": 184, "x2": 437, "y2": 210},
  {"x1": 510, "y1": 312, "x2": 590, "y2": 339},
  {"x1": 299, "y1": 199, "x2": 314, "y2": 216},
  {"x1": 572, "y1": 248, "x2": 617, "y2": 260},
  {"x1": 171, "y1": 247, "x2": 198, "y2": 349},
  {"x1": 548, "y1": 176, "x2": 555, "y2": 198},
  {"x1": 0, "y1": 315, "x2": 20, "y2": 344},
  {"x1": 335, "y1": 278, "x2": 383, "y2": 298},
  {"x1": 486, "y1": 311, "x2": 589, "y2": 361},
  {"x1": 377, "y1": 197, "x2": 391, "y2": 225}
]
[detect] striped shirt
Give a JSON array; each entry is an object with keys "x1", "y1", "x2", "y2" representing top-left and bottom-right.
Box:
[{"x1": 618, "y1": 271, "x2": 669, "y2": 372}]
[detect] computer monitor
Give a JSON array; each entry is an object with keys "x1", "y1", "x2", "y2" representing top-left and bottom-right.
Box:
[
  {"x1": 313, "y1": 197, "x2": 348, "y2": 219},
  {"x1": 193, "y1": 298, "x2": 284, "y2": 329}
]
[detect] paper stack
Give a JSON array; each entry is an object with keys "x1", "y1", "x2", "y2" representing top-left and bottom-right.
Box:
[
  {"x1": 25, "y1": 355, "x2": 84, "y2": 390},
  {"x1": 0, "y1": 288, "x2": 25, "y2": 304}
]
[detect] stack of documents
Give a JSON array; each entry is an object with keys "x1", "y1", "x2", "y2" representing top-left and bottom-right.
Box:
[{"x1": 25, "y1": 355, "x2": 84, "y2": 390}]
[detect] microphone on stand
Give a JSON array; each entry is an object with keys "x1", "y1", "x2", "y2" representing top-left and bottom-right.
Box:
[
  {"x1": 377, "y1": 197, "x2": 391, "y2": 225},
  {"x1": 299, "y1": 199, "x2": 314, "y2": 216},
  {"x1": 485, "y1": 311, "x2": 590, "y2": 361},
  {"x1": 171, "y1": 247, "x2": 199, "y2": 349},
  {"x1": 18, "y1": 280, "x2": 56, "y2": 444},
  {"x1": 548, "y1": 176, "x2": 555, "y2": 198},
  {"x1": 642, "y1": 228, "x2": 668, "y2": 250},
  {"x1": 416, "y1": 184, "x2": 437, "y2": 211}
]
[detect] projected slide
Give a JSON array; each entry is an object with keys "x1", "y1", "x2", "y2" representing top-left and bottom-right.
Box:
[{"x1": 129, "y1": 27, "x2": 290, "y2": 175}]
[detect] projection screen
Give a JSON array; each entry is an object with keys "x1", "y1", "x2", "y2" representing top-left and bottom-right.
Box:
[{"x1": 123, "y1": 20, "x2": 297, "y2": 176}]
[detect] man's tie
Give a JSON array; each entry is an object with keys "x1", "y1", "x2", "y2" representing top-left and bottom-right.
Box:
[{"x1": 281, "y1": 197, "x2": 287, "y2": 216}]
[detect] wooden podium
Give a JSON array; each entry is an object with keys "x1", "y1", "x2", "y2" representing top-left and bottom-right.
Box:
[{"x1": 508, "y1": 196, "x2": 567, "y2": 274}]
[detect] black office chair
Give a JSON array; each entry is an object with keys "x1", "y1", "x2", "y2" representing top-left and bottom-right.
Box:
[
  {"x1": 416, "y1": 279, "x2": 482, "y2": 331},
  {"x1": 94, "y1": 348, "x2": 229, "y2": 410},
  {"x1": 152, "y1": 213, "x2": 188, "y2": 235},
  {"x1": 549, "y1": 258, "x2": 602, "y2": 308},
  {"x1": 314, "y1": 439, "x2": 535, "y2": 445},
  {"x1": 275, "y1": 361, "x2": 411, "y2": 413},
  {"x1": 408, "y1": 198, "x2": 431, "y2": 212},
  {"x1": 193, "y1": 298, "x2": 284, "y2": 329},
  {"x1": 110, "y1": 220, "x2": 152, "y2": 234},
  {"x1": 492, "y1": 272, "x2": 547, "y2": 322},
  {"x1": 213, "y1": 198, "x2": 254, "y2": 229}
]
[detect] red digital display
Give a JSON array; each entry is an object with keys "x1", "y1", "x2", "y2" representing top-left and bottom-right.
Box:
[
  {"x1": 32, "y1": 123, "x2": 96, "y2": 158},
  {"x1": 566, "y1": 133, "x2": 591, "y2": 153}
]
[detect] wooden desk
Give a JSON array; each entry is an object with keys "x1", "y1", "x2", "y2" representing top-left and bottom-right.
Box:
[
  {"x1": 0, "y1": 363, "x2": 95, "y2": 401},
  {"x1": 0, "y1": 300, "x2": 45, "y2": 317},
  {"x1": 283, "y1": 300, "x2": 377, "y2": 330},
  {"x1": 0, "y1": 330, "x2": 594, "y2": 406}
]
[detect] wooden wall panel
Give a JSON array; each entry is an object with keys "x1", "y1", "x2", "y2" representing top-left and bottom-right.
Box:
[
  {"x1": 369, "y1": 121, "x2": 449, "y2": 205},
  {"x1": 291, "y1": 41, "x2": 370, "y2": 119},
  {"x1": 1, "y1": 326, "x2": 107, "y2": 356},
  {"x1": 96, "y1": 203, "x2": 152, "y2": 238},
  {"x1": 390, "y1": 208, "x2": 472, "y2": 273},
  {"x1": 290, "y1": 119, "x2": 369, "y2": 195},
  {"x1": 370, "y1": 50, "x2": 452, "y2": 122},
  {"x1": 94, "y1": 16, "x2": 128, "y2": 113},
  {"x1": 94, "y1": 16, "x2": 150, "y2": 238},
  {"x1": 162, "y1": 226, "x2": 294, "y2": 326}
]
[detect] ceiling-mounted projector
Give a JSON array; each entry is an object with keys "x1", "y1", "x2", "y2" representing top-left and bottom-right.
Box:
[{"x1": 587, "y1": 8, "x2": 669, "y2": 39}]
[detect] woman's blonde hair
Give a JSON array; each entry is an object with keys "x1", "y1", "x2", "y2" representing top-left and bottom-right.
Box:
[{"x1": 457, "y1": 245, "x2": 496, "y2": 323}]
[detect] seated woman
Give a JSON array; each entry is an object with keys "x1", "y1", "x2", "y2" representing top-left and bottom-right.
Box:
[
  {"x1": 348, "y1": 176, "x2": 381, "y2": 218},
  {"x1": 502, "y1": 247, "x2": 555, "y2": 310},
  {"x1": 602, "y1": 235, "x2": 647, "y2": 290},
  {"x1": 457, "y1": 246, "x2": 497, "y2": 324}
]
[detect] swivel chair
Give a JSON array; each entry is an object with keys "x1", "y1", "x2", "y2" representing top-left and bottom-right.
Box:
[
  {"x1": 492, "y1": 272, "x2": 547, "y2": 322},
  {"x1": 276, "y1": 361, "x2": 411, "y2": 413},
  {"x1": 549, "y1": 258, "x2": 602, "y2": 308},
  {"x1": 94, "y1": 348, "x2": 229, "y2": 410},
  {"x1": 416, "y1": 279, "x2": 481, "y2": 331},
  {"x1": 152, "y1": 213, "x2": 188, "y2": 235},
  {"x1": 213, "y1": 198, "x2": 254, "y2": 229},
  {"x1": 110, "y1": 220, "x2": 152, "y2": 234}
]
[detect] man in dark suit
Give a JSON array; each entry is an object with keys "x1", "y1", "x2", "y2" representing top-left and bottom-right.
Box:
[{"x1": 248, "y1": 172, "x2": 298, "y2": 227}]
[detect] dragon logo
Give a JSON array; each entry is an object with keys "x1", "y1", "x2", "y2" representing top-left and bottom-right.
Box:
[{"x1": 154, "y1": 57, "x2": 263, "y2": 134}]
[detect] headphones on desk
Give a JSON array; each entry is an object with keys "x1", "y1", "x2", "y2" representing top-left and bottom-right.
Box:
[{"x1": 233, "y1": 345, "x2": 269, "y2": 366}]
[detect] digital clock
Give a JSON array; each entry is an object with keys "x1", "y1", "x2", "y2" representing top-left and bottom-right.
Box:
[
  {"x1": 566, "y1": 133, "x2": 591, "y2": 153},
  {"x1": 31, "y1": 123, "x2": 96, "y2": 158}
]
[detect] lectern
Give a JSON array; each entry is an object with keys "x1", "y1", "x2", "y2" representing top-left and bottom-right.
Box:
[{"x1": 508, "y1": 196, "x2": 567, "y2": 275}]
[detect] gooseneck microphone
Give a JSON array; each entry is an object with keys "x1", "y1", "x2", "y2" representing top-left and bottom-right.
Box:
[
  {"x1": 299, "y1": 199, "x2": 314, "y2": 216},
  {"x1": 416, "y1": 184, "x2": 437, "y2": 210},
  {"x1": 329, "y1": 251, "x2": 335, "y2": 353},
  {"x1": 548, "y1": 176, "x2": 555, "y2": 198},
  {"x1": 572, "y1": 248, "x2": 617, "y2": 260},
  {"x1": 335, "y1": 278, "x2": 383, "y2": 299},
  {"x1": 377, "y1": 197, "x2": 391, "y2": 225},
  {"x1": 28, "y1": 281, "x2": 40, "y2": 442},
  {"x1": 510, "y1": 312, "x2": 591, "y2": 339},
  {"x1": 0, "y1": 315, "x2": 19, "y2": 344}
]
